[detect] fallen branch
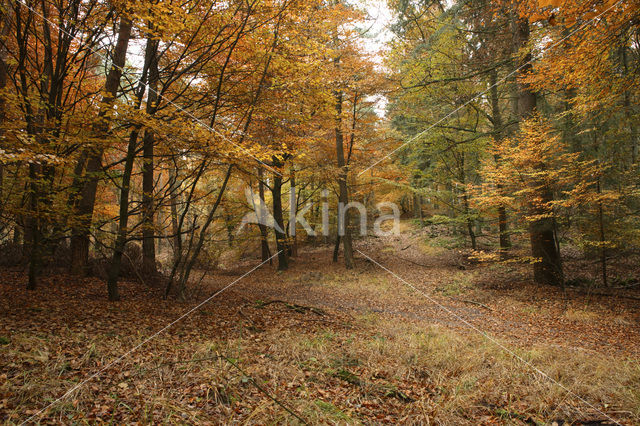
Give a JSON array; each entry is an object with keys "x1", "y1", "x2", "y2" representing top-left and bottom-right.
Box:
[
  {"x1": 395, "y1": 255, "x2": 430, "y2": 268},
  {"x1": 256, "y1": 299, "x2": 326, "y2": 316}
]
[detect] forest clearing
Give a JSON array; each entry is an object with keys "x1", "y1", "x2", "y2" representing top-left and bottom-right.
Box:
[
  {"x1": 1, "y1": 0, "x2": 640, "y2": 423},
  {"x1": 2, "y1": 224, "x2": 640, "y2": 424}
]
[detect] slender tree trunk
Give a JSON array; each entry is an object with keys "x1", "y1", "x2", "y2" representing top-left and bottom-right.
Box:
[
  {"x1": 514, "y1": 18, "x2": 563, "y2": 286},
  {"x1": 69, "y1": 153, "x2": 100, "y2": 274},
  {"x1": 169, "y1": 165, "x2": 181, "y2": 264},
  {"x1": 463, "y1": 193, "x2": 476, "y2": 250},
  {"x1": 621, "y1": 44, "x2": 638, "y2": 164},
  {"x1": 13, "y1": 224, "x2": 22, "y2": 245},
  {"x1": 26, "y1": 163, "x2": 41, "y2": 290},
  {"x1": 173, "y1": 166, "x2": 233, "y2": 297},
  {"x1": 332, "y1": 233, "x2": 341, "y2": 262},
  {"x1": 412, "y1": 193, "x2": 422, "y2": 222},
  {"x1": 271, "y1": 168, "x2": 288, "y2": 270},
  {"x1": 334, "y1": 89, "x2": 354, "y2": 269},
  {"x1": 70, "y1": 17, "x2": 132, "y2": 275},
  {"x1": 0, "y1": 7, "x2": 9, "y2": 213},
  {"x1": 106, "y1": 129, "x2": 139, "y2": 301},
  {"x1": 489, "y1": 69, "x2": 511, "y2": 256},
  {"x1": 257, "y1": 168, "x2": 271, "y2": 263},
  {"x1": 141, "y1": 38, "x2": 159, "y2": 276},
  {"x1": 458, "y1": 154, "x2": 476, "y2": 250},
  {"x1": 105, "y1": 31, "x2": 161, "y2": 300},
  {"x1": 224, "y1": 209, "x2": 234, "y2": 247},
  {"x1": 164, "y1": 165, "x2": 232, "y2": 298},
  {"x1": 289, "y1": 165, "x2": 298, "y2": 257},
  {"x1": 596, "y1": 177, "x2": 607, "y2": 287},
  {"x1": 141, "y1": 128, "x2": 157, "y2": 275}
]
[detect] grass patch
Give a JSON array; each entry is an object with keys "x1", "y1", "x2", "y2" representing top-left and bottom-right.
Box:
[
  {"x1": 313, "y1": 400, "x2": 351, "y2": 421},
  {"x1": 563, "y1": 307, "x2": 600, "y2": 322},
  {"x1": 436, "y1": 271, "x2": 474, "y2": 296}
]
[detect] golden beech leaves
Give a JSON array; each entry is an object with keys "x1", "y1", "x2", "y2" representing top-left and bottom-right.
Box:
[{"x1": 476, "y1": 116, "x2": 600, "y2": 222}]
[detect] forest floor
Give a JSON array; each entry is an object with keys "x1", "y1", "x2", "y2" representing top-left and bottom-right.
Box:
[{"x1": 2, "y1": 222, "x2": 640, "y2": 424}]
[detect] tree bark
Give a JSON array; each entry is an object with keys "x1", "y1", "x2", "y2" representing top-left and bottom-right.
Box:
[
  {"x1": 489, "y1": 68, "x2": 511, "y2": 256},
  {"x1": 141, "y1": 38, "x2": 159, "y2": 276},
  {"x1": 463, "y1": 193, "x2": 476, "y2": 250},
  {"x1": 70, "y1": 17, "x2": 132, "y2": 275},
  {"x1": 141, "y1": 127, "x2": 157, "y2": 275},
  {"x1": 334, "y1": 89, "x2": 354, "y2": 269},
  {"x1": 271, "y1": 167, "x2": 288, "y2": 270},
  {"x1": 332, "y1": 234, "x2": 341, "y2": 262},
  {"x1": 0, "y1": 6, "x2": 10, "y2": 240},
  {"x1": 289, "y1": 165, "x2": 298, "y2": 257},
  {"x1": 26, "y1": 163, "x2": 41, "y2": 290},
  {"x1": 514, "y1": 18, "x2": 563, "y2": 286},
  {"x1": 596, "y1": 177, "x2": 607, "y2": 287},
  {"x1": 106, "y1": 129, "x2": 139, "y2": 301},
  {"x1": 168, "y1": 164, "x2": 181, "y2": 264},
  {"x1": 257, "y1": 168, "x2": 272, "y2": 263},
  {"x1": 621, "y1": 43, "x2": 638, "y2": 164}
]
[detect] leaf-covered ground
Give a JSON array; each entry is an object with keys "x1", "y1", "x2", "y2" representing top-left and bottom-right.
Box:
[{"x1": 2, "y1": 227, "x2": 640, "y2": 424}]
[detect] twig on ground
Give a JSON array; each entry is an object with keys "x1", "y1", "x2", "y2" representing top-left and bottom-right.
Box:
[
  {"x1": 220, "y1": 355, "x2": 309, "y2": 425},
  {"x1": 237, "y1": 308, "x2": 259, "y2": 326},
  {"x1": 148, "y1": 354, "x2": 309, "y2": 424},
  {"x1": 566, "y1": 287, "x2": 640, "y2": 302},
  {"x1": 451, "y1": 297, "x2": 494, "y2": 311}
]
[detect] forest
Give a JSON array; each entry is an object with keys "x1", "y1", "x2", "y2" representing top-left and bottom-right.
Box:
[{"x1": 1, "y1": 0, "x2": 640, "y2": 423}]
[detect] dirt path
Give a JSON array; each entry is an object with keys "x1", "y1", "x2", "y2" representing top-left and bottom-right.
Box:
[{"x1": 229, "y1": 228, "x2": 640, "y2": 358}]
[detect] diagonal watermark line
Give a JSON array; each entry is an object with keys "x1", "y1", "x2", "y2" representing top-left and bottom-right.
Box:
[
  {"x1": 12, "y1": 0, "x2": 281, "y2": 176},
  {"x1": 21, "y1": 251, "x2": 282, "y2": 425},
  {"x1": 358, "y1": 0, "x2": 624, "y2": 177},
  {"x1": 355, "y1": 248, "x2": 622, "y2": 425}
]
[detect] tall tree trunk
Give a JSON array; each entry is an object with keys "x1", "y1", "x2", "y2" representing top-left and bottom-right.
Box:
[
  {"x1": 105, "y1": 31, "x2": 161, "y2": 300},
  {"x1": 169, "y1": 164, "x2": 181, "y2": 264},
  {"x1": 224, "y1": 209, "x2": 235, "y2": 247},
  {"x1": 289, "y1": 165, "x2": 298, "y2": 257},
  {"x1": 459, "y1": 153, "x2": 476, "y2": 250},
  {"x1": 69, "y1": 17, "x2": 132, "y2": 275},
  {"x1": 596, "y1": 177, "x2": 607, "y2": 287},
  {"x1": 334, "y1": 90, "x2": 354, "y2": 269},
  {"x1": 141, "y1": 38, "x2": 159, "y2": 276},
  {"x1": 271, "y1": 167, "x2": 288, "y2": 270},
  {"x1": 514, "y1": 18, "x2": 563, "y2": 286},
  {"x1": 462, "y1": 193, "x2": 476, "y2": 250},
  {"x1": 489, "y1": 68, "x2": 511, "y2": 256},
  {"x1": 257, "y1": 168, "x2": 272, "y2": 263},
  {"x1": 26, "y1": 163, "x2": 41, "y2": 290},
  {"x1": 141, "y1": 128, "x2": 157, "y2": 276},
  {"x1": 0, "y1": 6, "x2": 10, "y2": 217},
  {"x1": 106, "y1": 129, "x2": 139, "y2": 301},
  {"x1": 412, "y1": 193, "x2": 423, "y2": 224},
  {"x1": 621, "y1": 43, "x2": 638, "y2": 164}
]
